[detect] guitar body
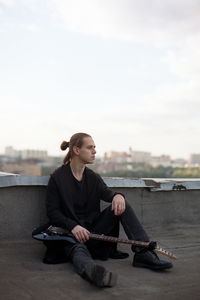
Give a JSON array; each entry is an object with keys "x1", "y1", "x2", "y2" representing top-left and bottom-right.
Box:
[{"x1": 33, "y1": 232, "x2": 77, "y2": 244}]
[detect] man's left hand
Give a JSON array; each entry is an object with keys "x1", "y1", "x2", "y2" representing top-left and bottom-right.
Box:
[{"x1": 111, "y1": 194, "x2": 126, "y2": 216}]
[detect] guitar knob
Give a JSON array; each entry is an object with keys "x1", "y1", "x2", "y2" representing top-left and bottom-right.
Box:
[{"x1": 148, "y1": 241, "x2": 157, "y2": 250}]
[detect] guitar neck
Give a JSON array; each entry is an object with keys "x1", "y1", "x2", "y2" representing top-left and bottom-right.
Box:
[
  {"x1": 89, "y1": 233, "x2": 176, "y2": 260},
  {"x1": 89, "y1": 233, "x2": 149, "y2": 248}
]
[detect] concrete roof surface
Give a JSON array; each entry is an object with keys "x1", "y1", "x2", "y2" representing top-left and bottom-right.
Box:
[{"x1": 0, "y1": 225, "x2": 200, "y2": 300}]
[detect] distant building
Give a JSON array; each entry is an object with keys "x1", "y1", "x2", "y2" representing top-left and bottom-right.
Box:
[
  {"x1": 4, "y1": 146, "x2": 48, "y2": 160},
  {"x1": 129, "y1": 148, "x2": 151, "y2": 164},
  {"x1": 5, "y1": 146, "x2": 20, "y2": 158},
  {"x1": 189, "y1": 153, "x2": 200, "y2": 166},
  {"x1": 104, "y1": 151, "x2": 131, "y2": 163},
  {"x1": 20, "y1": 149, "x2": 48, "y2": 160},
  {"x1": 104, "y1": 148, "x2": 152, "y2": 164},
  {"x1": 171, "y1": 158, "x2": 187, "y2": 168},
  {"x1": 150, "y1": 155, "x2": 171, "y2": 167}
]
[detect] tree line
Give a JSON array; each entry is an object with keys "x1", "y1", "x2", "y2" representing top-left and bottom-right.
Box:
[{"x1": 98, "y1": 164, "x2": 200, "y2": 178}]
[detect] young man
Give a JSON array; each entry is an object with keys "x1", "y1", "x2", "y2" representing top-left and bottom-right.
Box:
[{"x1": 46, "y1": 132, "x2": 172, "y2": 287}]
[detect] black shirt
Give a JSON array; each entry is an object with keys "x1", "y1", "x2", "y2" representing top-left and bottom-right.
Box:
[
  {"x1": 46, "y1": 163, "x2": 119, "y2": 232},
  {"x1": 69, "y1": 167, "x2": 89, "y2": 226}
]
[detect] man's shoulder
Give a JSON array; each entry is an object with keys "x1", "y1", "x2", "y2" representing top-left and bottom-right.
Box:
[
  {"x1": 51, "y1": 164, "x2": 69, "y2": 178},
  {"x1": 85, "y1": 167, "x2": 102, "y2": 181},
  {"x1": 85, "y1": 166, "x2": 97, "y2": 176}
]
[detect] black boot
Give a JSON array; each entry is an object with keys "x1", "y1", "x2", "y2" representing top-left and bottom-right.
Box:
[
  {"x1": 83, "y1": 263, "x2": 117, "y2": 287},
  {"x1": 133, "y1": 248, "x2": 173, "y2": 270},
  {"x1": 43, "y1": 248, "x2": 69, "y2": 264}
]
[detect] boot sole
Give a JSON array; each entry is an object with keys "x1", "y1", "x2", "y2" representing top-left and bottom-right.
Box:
[{"x1": 133, "y1": 261, "x2": 173, "y2": 270}]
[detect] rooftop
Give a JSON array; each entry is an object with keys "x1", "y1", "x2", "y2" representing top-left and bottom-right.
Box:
[{"x1": 0, "y1": 175, "x2": 200, "y2": 299}]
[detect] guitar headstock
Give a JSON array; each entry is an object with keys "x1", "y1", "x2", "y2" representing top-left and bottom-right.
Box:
[{"x1": 155, "y1": 246, "x2": 177, "y2": 260}]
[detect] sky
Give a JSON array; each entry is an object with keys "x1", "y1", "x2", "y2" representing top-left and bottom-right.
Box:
[{"x1": 0, "y1": 0, "x2": 200, "y2": 159}]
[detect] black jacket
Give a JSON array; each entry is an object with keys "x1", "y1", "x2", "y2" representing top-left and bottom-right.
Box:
[{"x1": 46, "y1": 163, "x2": 117, "y2": 232}]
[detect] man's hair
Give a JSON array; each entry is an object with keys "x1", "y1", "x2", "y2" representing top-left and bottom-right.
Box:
[{"x1": 60, "y1": 132, "x2": 91, "y2": 164}]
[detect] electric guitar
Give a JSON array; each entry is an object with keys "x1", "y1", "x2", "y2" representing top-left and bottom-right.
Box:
[{"x1": 33, "y1": 225, "x2": 177, "y2": 260}]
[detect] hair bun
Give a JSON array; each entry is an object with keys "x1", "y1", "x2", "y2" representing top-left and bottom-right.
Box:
[{"x1": 60, "y1": 140, "x2": 70, "y2": 151}]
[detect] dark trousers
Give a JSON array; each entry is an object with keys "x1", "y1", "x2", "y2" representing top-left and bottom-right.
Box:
[{"x1": 66, "y1": 201, "x2": 149, "y2": 276}]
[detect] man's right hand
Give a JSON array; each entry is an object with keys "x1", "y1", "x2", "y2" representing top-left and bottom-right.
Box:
[{"x1": 71, "y1": 225, "x2": 90, "y2": 243}]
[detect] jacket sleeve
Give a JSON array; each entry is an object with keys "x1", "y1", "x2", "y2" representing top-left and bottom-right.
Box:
[
  {"x1": 46, "y1": 175, "x2": 78, "y2": 231},
  {"x1": 96, "y1": 174, "x2": 125, "y2": 203}
]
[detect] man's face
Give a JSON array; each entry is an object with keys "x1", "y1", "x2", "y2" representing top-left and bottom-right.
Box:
[{"x1": 76, "y1": 137, "x2": 96, "y2": 164}]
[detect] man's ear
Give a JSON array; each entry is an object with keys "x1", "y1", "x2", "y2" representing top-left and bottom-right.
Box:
[{"x1": 72, "y1": 146, "x2": 80, "y2": 155}]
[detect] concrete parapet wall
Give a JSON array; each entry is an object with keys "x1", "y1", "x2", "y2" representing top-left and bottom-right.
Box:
[{"x1": 0, "y1": 175, "x2": 200, "y2": 240}]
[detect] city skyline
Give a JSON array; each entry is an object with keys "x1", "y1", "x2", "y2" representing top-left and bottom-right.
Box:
[
  {"x1": 1, "y1": 1, "x2": 200, "y2": 159},
  {"x1": 2, "y1": 144, "x2": 198, "y2": 161},
  {"x1": 0, "y1": 139, "x2": 198, "y2": 160}
]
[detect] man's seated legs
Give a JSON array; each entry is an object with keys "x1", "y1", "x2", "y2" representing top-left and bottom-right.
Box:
[
  {"x1": 92, "y1": 201, "x2": 173, "y2": 270},
  {"x1": 119, "y1": 201, "x2": 173, "y2": 270},
  {"x1": 68, "y1": 243, "x2": 117, "y2": 287}
]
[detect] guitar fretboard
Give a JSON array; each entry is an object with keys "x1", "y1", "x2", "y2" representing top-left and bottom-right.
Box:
[{"x1": 89, "y1": 233, "x2": 149, "y2": 248}]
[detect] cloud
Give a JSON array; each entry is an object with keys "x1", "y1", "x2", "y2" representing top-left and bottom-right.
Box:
[
  {"x1": 84, "y1": 77, "x2": 200, "y2": 157},
  {"x1": 0, "y1": 0, "x2": 14, "y2": 14},
  {"x1": 164, "y1": 36, "x2": 200, "y2": 80},
  {"x1": 51, "y1": 0, "x2": 200, "y2": 89},
  {"x1": 23, "y1": 23, "x2": 40, "y2": 33},
  {"x1": 0, "y1": 0, "x2": 14, "y2": 7},
  {"x1": 52, "y1": 0, "x2": 200, "y2": 45}
]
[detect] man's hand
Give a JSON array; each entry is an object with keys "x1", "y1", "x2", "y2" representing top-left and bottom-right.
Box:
[
  {"x1": 71, "y1": 225, "x2": 90, "y2": 243},
  {"x1": 111, "y1": 194, "x2": 126, "y2": 216}
]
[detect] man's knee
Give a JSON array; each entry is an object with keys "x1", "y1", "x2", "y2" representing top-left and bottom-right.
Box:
[
  {"x1": 125, "y1": 200, "x2": 131, "y2": 210},
  {"x1": 101, "y1": 205, "x2": 119, "y2": 219},
  {"x1": 121, "y1": 200, "x2": 135, "y2": 216}
]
